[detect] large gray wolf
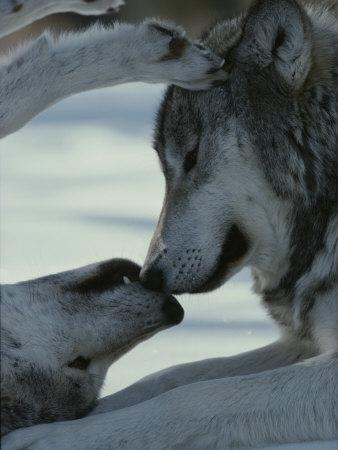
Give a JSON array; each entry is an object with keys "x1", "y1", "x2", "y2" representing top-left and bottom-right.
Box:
[
  {"x1": 0, "y1": 0, "x2": 226, "y2": 139},
  {"x1": 2, "y1": 0, "x2": 338, "y2": 449}
]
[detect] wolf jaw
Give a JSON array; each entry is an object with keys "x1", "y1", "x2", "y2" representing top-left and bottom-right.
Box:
[{"x1": 141, "y1": 0, "x2": 338, "y2": 342}]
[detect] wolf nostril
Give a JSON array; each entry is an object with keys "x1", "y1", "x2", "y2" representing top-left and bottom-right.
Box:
[
  {"x1": 140, "y1": 267, "x2": 165, "y2": 292},
  {"x1": 162, "y1": 296, "x2": 184, "y2": 324}
]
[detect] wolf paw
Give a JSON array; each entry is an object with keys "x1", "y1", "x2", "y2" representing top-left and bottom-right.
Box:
[{"x1": 139, "y1": 19, "x2": 227, "y2": 90}]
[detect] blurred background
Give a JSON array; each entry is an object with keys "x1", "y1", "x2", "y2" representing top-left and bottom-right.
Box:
[{"x1": 2, "y1": 0, "x2": 332, "y2": 398}]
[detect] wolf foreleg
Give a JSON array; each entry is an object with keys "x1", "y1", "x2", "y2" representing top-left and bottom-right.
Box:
[
  {"x1": 3, "y1": 354, "x2": 336, "y2": 449},
  {"x1": 0, "y1": 20, "x2": 225, "y2": 139},
  {"x1": 91, "y1": 338, "x2": 315, "y2": 414}
]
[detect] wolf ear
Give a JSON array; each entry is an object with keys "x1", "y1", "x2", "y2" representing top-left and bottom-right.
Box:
[{"x1": 237, "y1": 0, "x2": 312, "y2": 89}]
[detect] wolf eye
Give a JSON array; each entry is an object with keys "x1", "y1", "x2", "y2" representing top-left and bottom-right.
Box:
[
  {"x1": 184, "y1": 148, "x2": 198, "y2": 173},
  {"x1": 68, "y1": 356, "x2": 90, "y2": 371}
]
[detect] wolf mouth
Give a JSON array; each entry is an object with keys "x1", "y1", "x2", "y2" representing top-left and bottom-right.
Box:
[{"x1": 190, "y1": 224, "x2": 250, "y2": 294}]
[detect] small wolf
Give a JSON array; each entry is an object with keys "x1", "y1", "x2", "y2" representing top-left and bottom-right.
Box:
[
  {"x1": 0, "y1": 0, "x2": 219, "y2": 445},
  {"x1": 0, "y1": 259, "x2": 183, "y2": 437},
  {"x1": 2, "y1": 0, "x2": 337, "y2": 449}
]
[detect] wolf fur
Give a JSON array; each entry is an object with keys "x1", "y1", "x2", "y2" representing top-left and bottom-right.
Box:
[
  {"x1": 2, "y1": 0, "x2": 337, "y2": 449},
  {"x1": 1, "y1": 0, "x2": 224, "y2": 446},
  {"x1": 0, "y1": 1, "x2": 226, "y2": 139},
  {"x1": 0, "y1": 259, "x2": 183, "y2": 437}
]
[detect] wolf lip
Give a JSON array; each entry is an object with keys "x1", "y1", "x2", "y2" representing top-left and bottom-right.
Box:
[{"x1": 190, "y1": 224, "x2": 249, "y2": 294}]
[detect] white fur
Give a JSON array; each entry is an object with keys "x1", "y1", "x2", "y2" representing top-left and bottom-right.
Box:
[{"x1": 0, "y1": 15, "x2": 226, "y2": 138}]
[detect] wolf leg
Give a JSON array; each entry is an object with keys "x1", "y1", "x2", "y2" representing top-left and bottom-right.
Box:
[
  {"x1": 91, "y1": 338, "x2": 315, "y2": 414},
  {"x1": 0, "y1": 20, "x2": 225, "y2": 138},
  {"x1": 3, "y1": 354, "x2": 336, "y2": 449}
]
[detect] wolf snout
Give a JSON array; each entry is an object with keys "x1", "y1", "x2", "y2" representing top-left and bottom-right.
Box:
[
  {"x1": 141, "y1": 245, "x2": 205, "y2": 294},
  {"x1": 162, "y1": 296, "x2": 184, "y2": 325},
  {"x1": 140, "y1": 266, "x2": 166, "y2": 292}
]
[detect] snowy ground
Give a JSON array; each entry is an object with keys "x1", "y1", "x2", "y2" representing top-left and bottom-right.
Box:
[{"x1": 0, "y1": 84, "x2": 335, "y2": 450}]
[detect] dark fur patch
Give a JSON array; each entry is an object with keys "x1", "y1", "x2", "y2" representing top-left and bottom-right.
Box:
[
  {"x1": 264, "y1": 201, "x2": 336, "y2": 334},
  {"x1": 67, "y1": 259, "x2": 140, "y2": 295},
  {"x1": 1, "y1": 367, "x2": 96, "y2": 436},
  {"x1": 287, "y1": 129, "x2": 317, "y2": 193},
  {"x1": 2, "y1": 329, "x2": 22, "y2": 349},
  {"x1": 160, "y1": 38, "x2": 187, "y2": 61},
  {"x1": 298, "y1": 274, "x2": 338, "y2": 337},
  {"x1": 273, "y1": 29, "x2": 287, "y2": 55},
  {"x1": 193, "y1": 225, "x2": 250, "y2": 293},
  {"x1": 12, "y1": 4, "x2": 22, "y2": 13},
  {"x1": 153, "y1": 85, "x2": 175, "y2": 158},
  {"x1": 150, "y1": 24, "x2": 175, "y2": 38}
]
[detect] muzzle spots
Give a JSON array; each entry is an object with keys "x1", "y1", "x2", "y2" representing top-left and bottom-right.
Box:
[
  {"x1": 141, "y1": 248, "x2": 203, "y2": 293},
  {"x1": 173, "y1": 249, "x2": 203, "y2": 286},
  {"x1": 142, "y1": 224, "x2": 250, "y2": 295}
]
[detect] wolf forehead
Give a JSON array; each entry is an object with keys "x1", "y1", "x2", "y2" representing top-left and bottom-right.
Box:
[{"x1": 154, "y1": 4, "x2": 338, "y2": 200}]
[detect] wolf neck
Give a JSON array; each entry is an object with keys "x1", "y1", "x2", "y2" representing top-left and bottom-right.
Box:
[
  {"x1": 251, "y1": 8, "x2": 338, "y2": 337},
  {"x1": 255, "y1": 199, "x2": 338, "y2": 338}
]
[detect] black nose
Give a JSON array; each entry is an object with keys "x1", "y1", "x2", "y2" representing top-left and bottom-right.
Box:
[
  {"x1": 140, "y1": 267, "x2": 165, "y2": 292},
  {"x1": 162, "y1": 296, "x2": 184, "y2": 325}
]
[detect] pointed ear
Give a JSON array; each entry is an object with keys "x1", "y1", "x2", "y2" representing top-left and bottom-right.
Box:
[{"x1": 237, "y1": 0, "x2": 312, "y2": 89}]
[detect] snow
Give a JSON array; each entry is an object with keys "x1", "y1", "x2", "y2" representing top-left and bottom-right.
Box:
[{"x1": 0, "y1": 84, "x2": 336, "y2": 450}]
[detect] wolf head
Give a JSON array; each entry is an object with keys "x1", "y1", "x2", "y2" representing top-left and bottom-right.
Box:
[
  {"x1": 1, "y1": 259, "x2": 183, "y2": 435},
  {"x1": 141, "y1": 0, "x2": 338, "y2": 296}
]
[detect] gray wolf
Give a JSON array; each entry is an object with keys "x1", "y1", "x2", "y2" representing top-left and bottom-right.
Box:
[
  {"x1": 1, "y1": 259, "x2": 183, "y2": 436},
  {"x1": 0, "y1": 0, "x2": 226, "y2": 139},
  {"x1": 2, "y1": 0, "x2": 338, "y2": 448},
  {"x1": 0, "y1": 0, "x2": 219, "y2": 443}
]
